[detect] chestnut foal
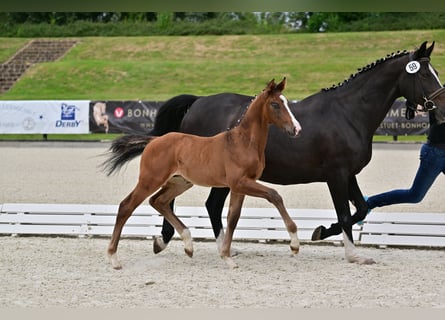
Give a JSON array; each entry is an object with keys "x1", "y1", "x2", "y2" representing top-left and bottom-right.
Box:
[{"x1": 106, "y1": 78, "x2": 301, "y2": 269}]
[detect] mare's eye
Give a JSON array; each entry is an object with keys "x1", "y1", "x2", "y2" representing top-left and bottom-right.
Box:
[{"x1": 271, "y1": 102, "x2": 280, "y2": 109}]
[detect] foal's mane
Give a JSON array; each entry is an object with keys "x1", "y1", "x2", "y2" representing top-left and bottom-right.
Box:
[
  {"x1": 322, "y1": 50, "x2": 409, "y2": 92},
  {"x1": 225, "y1": 84, "x2": 274, "y2": 131}
]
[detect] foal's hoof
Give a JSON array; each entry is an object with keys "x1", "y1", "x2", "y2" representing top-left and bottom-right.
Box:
[
  {"x1": 290, "y1": 245, "x2": 300, "y2": 254},
  {"x1": 152, "y1": 236, "x2": 167, "y2": 254},
  {"x1": 108, "y1": 253, "x2": 122, "y2": 270},
  {"x1": 184, "y1": 248, "x2": 193, "y2": 258},
  {"x1": 311, "y1": 225, "x2": 325, "y2": 241}
]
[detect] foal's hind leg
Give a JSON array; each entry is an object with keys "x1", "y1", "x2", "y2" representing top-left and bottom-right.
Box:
[
  {"x1": 108, "y1": 181, "x2": 159, "y2": 269},
  {"x1": 150, "y1": 176, "x2": 194, "y2": 257},
  {"x1": 220, "y1": 192, "x2": 245, "y2": 268}
]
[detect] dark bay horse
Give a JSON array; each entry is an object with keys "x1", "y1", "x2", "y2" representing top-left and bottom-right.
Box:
[
  {"x1": 103, "y1": 78, "x2": 301, "y2": 269},
  {"x1": 147, "y1": 41, "x2": 445, "y2": 264}
]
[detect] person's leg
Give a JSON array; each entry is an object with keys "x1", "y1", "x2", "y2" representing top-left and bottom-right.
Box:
[{"x1": 367, "y1": 143, "x2": 443, "y2": 209}]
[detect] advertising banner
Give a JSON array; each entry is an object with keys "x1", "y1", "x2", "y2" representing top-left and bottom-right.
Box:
[
  {"x1": 0, "y1": 100, "x2": 90, "y2": 134},
  {"x1": 89, "y1": 100, "x2": 164, "y2": 134},
  {"x1": 375, "y1": 99, "x2": 429, "y2": 136},
  {"x1": 0, "y1": 99, "x2": 430, "y2": 136}
]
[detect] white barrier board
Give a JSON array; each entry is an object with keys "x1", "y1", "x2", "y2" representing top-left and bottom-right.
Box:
[{"x1": 0, "y1": 100, "x2": 90, "y2": 134}]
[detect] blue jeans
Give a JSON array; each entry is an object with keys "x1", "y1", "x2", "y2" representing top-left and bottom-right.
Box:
[{"x1": 367, "y1": 143, "x2": 445, "y2": 209}]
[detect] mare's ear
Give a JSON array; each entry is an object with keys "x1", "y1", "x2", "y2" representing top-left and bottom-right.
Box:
[
  {"x1": 425, "y1": 41, "x2": 435, "y2": 58},
  {"x1": 276, "y1": 77, "x2": 286, "y2": 92},
  {"x1": 413, "y1": 41, "x2": 428, "y2": 60}
]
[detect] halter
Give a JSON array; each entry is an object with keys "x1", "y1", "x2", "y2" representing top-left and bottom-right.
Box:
[{"x1": 405, "y1": 56, "x2": 445, "y2": 119}]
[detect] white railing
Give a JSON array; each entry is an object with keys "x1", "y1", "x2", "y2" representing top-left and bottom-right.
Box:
[{"x1": 1, "y1": 203, "x2": 444, "y2": 248}]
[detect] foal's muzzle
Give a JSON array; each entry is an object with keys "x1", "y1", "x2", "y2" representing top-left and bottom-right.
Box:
[{"x1": 286, "y1": 121, "x2": 302, "y2": 138}]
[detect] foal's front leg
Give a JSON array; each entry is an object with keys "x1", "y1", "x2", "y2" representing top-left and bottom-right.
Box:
[
  {"x1": 232, "y1": 178, "x2": 300, "y2": 254},
  {"x1": 220, "y1": 192, "x2": 245, "y2": 268}
]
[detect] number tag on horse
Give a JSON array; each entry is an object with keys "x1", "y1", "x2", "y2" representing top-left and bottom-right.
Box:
[{"x1": 406, "y1": 61, "x2": 420, "y2": 74}]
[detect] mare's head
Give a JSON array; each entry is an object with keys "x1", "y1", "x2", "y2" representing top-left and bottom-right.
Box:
[
  {"x1": 258, "y1": 77, "x2": 301, "y2": 137},
  {"x1": 400, "y1": 41, "x2": 445, "y2": 123}
]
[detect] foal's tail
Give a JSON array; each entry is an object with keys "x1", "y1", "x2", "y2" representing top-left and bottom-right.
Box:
[
  {"x1": 148, "y1": 94, "x2": 199, "y2": 136},
  {"x1": 101, "y1": 134, "x2": 155, "y2": 176}
]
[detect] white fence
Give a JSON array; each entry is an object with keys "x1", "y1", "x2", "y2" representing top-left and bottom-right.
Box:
[{"x1": 1, "y1": 203, "x2": 444, "y2": 248}]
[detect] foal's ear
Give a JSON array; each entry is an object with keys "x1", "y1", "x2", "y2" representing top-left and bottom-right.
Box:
[
  {"x1": 266, "y1": 79, "x2": 276, "y2": 91},
  {"x1": 276, "y1": 77, "x2": 286, "y2": 92}
]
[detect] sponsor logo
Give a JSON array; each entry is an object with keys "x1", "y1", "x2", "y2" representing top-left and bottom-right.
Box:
[
  {"x1": 23, "y1": 117, "x2": 36, "y2": 130},
  {"x1": 56, "y1": 103, "x2": 81, "y2": 128},
  {"x1": 114, "y1": 107, "x2": 124, "y2": 118}
]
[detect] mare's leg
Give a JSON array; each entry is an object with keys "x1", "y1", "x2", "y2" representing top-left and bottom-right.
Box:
[
  {"x1": 314, "y1": 176, "x2": 375, "y2": 265},
  {"x1": 108, "y1": 180, "x2": 160, "y2": 269},
  {"x1": 231, "y1": 178, "x2": 299, "y2": 254},
  {"x1": 312, "y1": 176, "x2": 368, "y2": 239},
  {"x1": 149, "y1": 176, "x2": 194, "y2": 257},
  {"x1": 348, "y1": 177, "x2": 369, "y2": 223},
  {"x1": 220, "y1": 192, "x2": 244, "y2": 268},
  {"x1": 206, "y1": 187, "x2": 230, "y2": 253}
]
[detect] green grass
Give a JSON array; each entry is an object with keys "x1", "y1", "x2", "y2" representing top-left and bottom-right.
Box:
[
  {"x1": 0, "y1": 38, "x2": 28, "y2": 63},
  {"x1": 1, "y1": 30, "x2": 444, "y2": 141},
  {"x1": 2, "y1": 30, "x2": 445, "y2": 101}
]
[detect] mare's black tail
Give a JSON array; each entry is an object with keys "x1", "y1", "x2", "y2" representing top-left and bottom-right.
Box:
[
  {"x1": 101, "y1": 134, "x2": 155, "y2": 176},
  {"x1": 101, "y1": 94, "x2": 199, "y2": 176},
  {"x1": 149, "y1": 94, "x2": 200, "y2": 135}
]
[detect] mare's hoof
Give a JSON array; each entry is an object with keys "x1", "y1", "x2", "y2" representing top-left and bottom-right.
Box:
[
  {"x1": 152, "y1": 236, "x2": 167, "y2": 254},
  {"x1": 311, "y1": 225, "x2": 325, "y2": 241}
]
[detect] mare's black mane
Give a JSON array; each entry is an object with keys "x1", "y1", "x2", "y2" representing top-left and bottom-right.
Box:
[{"x1": 322, "y1": 50, "x2": 409, "y2": 92}]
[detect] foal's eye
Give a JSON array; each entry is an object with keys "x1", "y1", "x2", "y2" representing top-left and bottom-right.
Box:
[{"x1": 271, "y1": 102, "x2": 280, "y2": 109}]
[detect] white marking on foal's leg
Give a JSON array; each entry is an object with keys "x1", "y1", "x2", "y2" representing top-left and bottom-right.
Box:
[
  {"x1": 342, "y1": 231, "x2": 376, "y2": 265},
  {"x1": 108, "y1": 253, "x2": 122, "y2": 270},
  {"x1": 181, "y1": 229, "x2": 193, "y2": 257},
  {"x1": 216, "y1": 230, "x2": 240, "y2": 256},
  {"x1": 289, "y1": 231, "x2": 300, "y2": 254},
  {"x1": 152, "y1": 236, "x2": 167, "y2": 254}
]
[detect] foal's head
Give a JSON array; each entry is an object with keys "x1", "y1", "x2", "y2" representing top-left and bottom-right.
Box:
[{"x1": 259, "y1": 78, "x2": 301, "y2": 137}]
